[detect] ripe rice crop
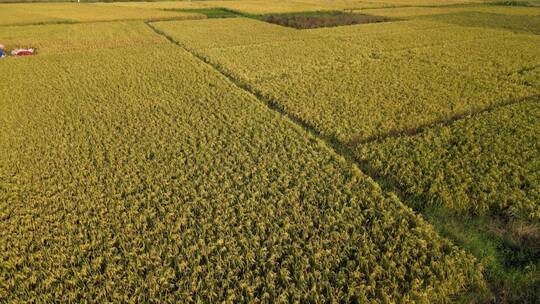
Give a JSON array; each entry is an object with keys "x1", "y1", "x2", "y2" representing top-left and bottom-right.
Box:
[
  {"x1": 0, "y1": 22, "x2": 483, "y2": 302},
  {"x1": 0, "y1": 3, "x2": 202, "y2": 26},
  {"x1": 152, "y1": 18, "x2": 314, "y2": 50},
  {"x1": 424, "y1": 11, "x2": 540, "y2": 34},
  {"x1": 366, "y1": 0, "x2": 485, "y2": 5},
  {"x1": 517, "y1": 67, "x2": 540, "y2": 89},
  {"x1": 356, "y1": 99, "x2": 540, "y2": 220},
  {"x1": 396, "y1": 33, "x2": 540, "y2": 88},
  {"x1": 102, "y1": 0, "x2": 484, "y2": 14},
  {"x1": 0, "y1": 22, "x2": 165, "y2": 55},
  {"x1": 359, "y1": 5, "x2": 540, "y2": 18},
  {"x1": 0, "y1": 6, "x2": 66, "y2": 26},
  {"x1": 99, "y1": 0, "x2": 389, "y2": 14},
  {"x1": 154, "y1": 18, "x2": 537, "y2": 143}
]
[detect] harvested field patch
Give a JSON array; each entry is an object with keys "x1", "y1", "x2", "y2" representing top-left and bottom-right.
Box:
[
  {"x1": 97, "y1": 0, "x2": 389, "y2": 14},
  {"x1": 261, "y1": 12, "x2": 391, "y2": 29}
]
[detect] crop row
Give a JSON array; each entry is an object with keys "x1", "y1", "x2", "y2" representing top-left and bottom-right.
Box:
[{"x1": 0, "y1": 22, "x2": 481, "y2": 302}]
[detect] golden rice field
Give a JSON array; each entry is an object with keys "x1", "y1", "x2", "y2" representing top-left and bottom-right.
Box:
[
  {"x1": 0, "y1": 22, "x2": 165, "y2": 54},
  {"x1": 357, "y1": 98, "x2": 540, "y2": 220},
  {"x1": 155, "y1": 17, "x2": 538, "y2": 143},
  {"x1": 360, "y1": 5, "x2": 540, "y2": 17},
  {"x1": 100, "y1": 0, "x2": 485, "y2": 14},
  {"x1": 424, "y1": 11, "x2": 540, "y2": 34},
  {"x1": 0, "y1": 1, "x2": 538, "y2": 303},
  {"x1": 0, "y1": 3, "x2": 202, "y2": 26}
]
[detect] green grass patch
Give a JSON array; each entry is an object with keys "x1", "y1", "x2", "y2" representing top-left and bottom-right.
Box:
[
  {"x1": 166, "y1": 7, "x2": 243, "y2": 19},
  {"x1": 425, "y1": 207, "x2": 540, "y2": 303}
]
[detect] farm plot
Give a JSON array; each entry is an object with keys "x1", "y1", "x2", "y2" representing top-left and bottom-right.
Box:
[
  {"x1": 356, "y1": 98, "x2": 540, "y2": 220},
  {"x1": 99, "y1": 0, "x2": 483, "y2": 14},
  {"x1": 0, "y1": 22, "x2": 165, "y2": 55},
  {"x1": 151, "y1": 18, "x2": 317, "y2": 50},
  {"x1": 424, "y1": 11, "x2": 540, "y2": 34},
  {"x1": 0, "y1": 7, "x2": 65, "y2": 26},
  {"x1": 0, "y1": 3, "x2": 202, "y2": 26},
  {"x1": 358, "y1": 5, "x2": 540, "y2": 18},
  {"x1": 366, "y1": 0, "x2": 485, "y2": 5},
  {"x1": 97, "y1": 0, "x2": 386, "y2": 14},
  {"x1": 154, "y1": 18, "x2": 538, "y2": 144},
  {"x1": 395, "y1": 34, "x2": 540, "y2": 89},
  {"x1": 0, "y1": 22, "x2": 482, "y2": 302}
]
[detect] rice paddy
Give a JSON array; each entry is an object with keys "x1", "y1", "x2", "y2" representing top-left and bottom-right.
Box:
[{"x1": 1, "y1": 1, "x2": 538, "y2": 302}]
